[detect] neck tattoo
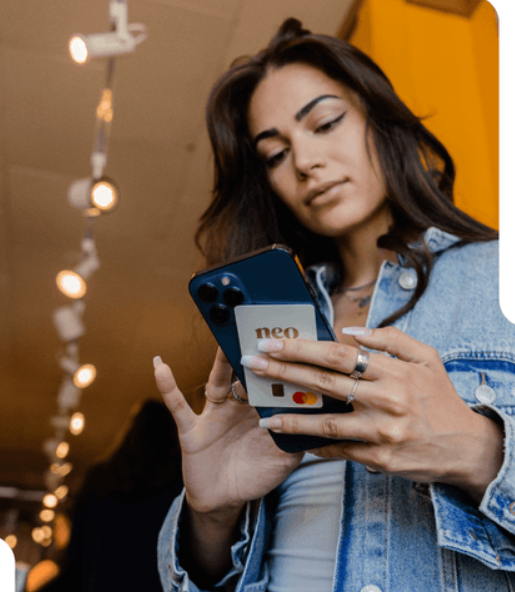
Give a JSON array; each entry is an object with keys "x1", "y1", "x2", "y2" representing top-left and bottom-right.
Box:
[{"x1": 339, "y1": 277, "x2": 378, "y2": 309}]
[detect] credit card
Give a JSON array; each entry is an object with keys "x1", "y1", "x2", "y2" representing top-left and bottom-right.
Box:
[{"x1": 234, "y1": 304, "x2": 323, "y2": 408}]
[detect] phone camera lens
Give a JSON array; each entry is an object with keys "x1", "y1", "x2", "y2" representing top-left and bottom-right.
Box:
[
  {"x1": 197, "y1": 283, "x2": 218, "y2": 303},
  {"x1": 223, "y1": 287, "x2": 244, "y2": 307},
  {"x1": 210, "y1": 304, "x2": 230, "y2": 324}
]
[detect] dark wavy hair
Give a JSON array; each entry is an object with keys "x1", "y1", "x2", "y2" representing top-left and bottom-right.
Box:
[{"x1": 196, "y1": 18, "x2": 497, "y2": 326}]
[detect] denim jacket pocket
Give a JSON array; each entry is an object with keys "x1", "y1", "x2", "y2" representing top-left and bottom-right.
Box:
[
  {"x1": 431, "y1": 354, "x2": 515, "y2": 574},
  {"x1": 443, "y1": 354, "x2": 515, "y2": 413}
]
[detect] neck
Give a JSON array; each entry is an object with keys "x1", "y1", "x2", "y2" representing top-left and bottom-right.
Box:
[{"x1": 332, "y1": 206, "x2": 396, "y2": 289}]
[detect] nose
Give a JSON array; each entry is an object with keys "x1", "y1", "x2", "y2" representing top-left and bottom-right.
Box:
[{"x1": 292, "y1": 137, "x2": 325, "y2": 180}]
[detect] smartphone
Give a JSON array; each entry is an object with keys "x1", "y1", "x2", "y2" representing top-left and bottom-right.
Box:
[{"x1": 189, "y1": 244, "x2": 352, "y2": 453}]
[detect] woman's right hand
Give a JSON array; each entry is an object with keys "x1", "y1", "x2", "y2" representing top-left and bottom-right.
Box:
[{"x1": 154, "y1": 348, "x2": 304, "y2": 517}]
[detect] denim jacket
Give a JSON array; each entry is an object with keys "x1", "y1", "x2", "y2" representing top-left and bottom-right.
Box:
[{"x1": 158, "y1": 228, "x2": 515, "y2": 592}]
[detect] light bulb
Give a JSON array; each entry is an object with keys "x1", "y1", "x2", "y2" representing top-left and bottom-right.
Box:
[
  {"x1": 70, "y1": 412, "x2": 85, "y2": 435},
  {"x1": 40, "y1": 509, "x2": 55, "y2": 522},
  {"x1": 92, "y1": 179, "x2": 118, "y2": 211},
  {"x1": 73, "y1": 364, "x2": 96, "y2": 388},
  {"x1": 40, "y1": 525, "x2": 52, "y2": 539},
  {"x1": 32, "y1": 527, "x2": 44, "y2": 543},
  {"x1": 43, "y1": 494, "x2": 58, "y2": 509},
  {"x1": 56, "y1": 270, "x2": 86, "y2": 299},
  {"x1": 51, "y1": 462, "x2": 73, "y2": 477},
  {"x1": 5, "y1": 535, "x2": 17, "y2": 549},
  {"x1": 55, "y1": 441, "x2": 70, "y2": 459},
  {"x1": 54, "y1": 485, "x2": 68, "y2": 500},
  {"x1": 69, "y1": 35, "x2": 88, "y2": 64}
]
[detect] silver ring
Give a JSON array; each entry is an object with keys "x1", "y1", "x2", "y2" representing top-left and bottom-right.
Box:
[
  {"x1": 230, "y1": 380, "x2": 247, "y2": 403},
  {"x1": 350, "y1": 347, "x2": 370, "y2": 379},
  {"x1": 347, "y1": 377, "x2": 359, "y2": 405}
]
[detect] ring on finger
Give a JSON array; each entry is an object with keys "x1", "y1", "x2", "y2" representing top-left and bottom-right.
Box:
[
  {"x1": 229, "y1": 380, "x2": 247, "y2": 404},
  {"x1": 347, "y1": 377, "x2": 360, "y2": 405},
  {"x1": 204, "y1": 384, "x2": 224, "y2": 405},
  {"x1": 350, "y1": 347, "x2": 370, "y2": 379}
]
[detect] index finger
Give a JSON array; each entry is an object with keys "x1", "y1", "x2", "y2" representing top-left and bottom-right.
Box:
[{"x1": 258, "y1": 338, "x2": 381, "y2": 380}]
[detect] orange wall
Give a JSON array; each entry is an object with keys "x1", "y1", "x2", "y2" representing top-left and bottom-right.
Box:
[{"x1": 349, "y1": 0, "x2": 498, "y2": 229}]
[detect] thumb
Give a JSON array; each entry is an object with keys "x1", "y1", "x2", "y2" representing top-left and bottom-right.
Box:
[
  {"x1": 154, "y1": 357, "x2": 196, "y2": 433},
  {"x1": 342, "y1": 326, "x2": 431, "y2": 365}
]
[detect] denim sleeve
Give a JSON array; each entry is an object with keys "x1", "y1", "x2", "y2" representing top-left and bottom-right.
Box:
[
  {"x1": 430, "y1": 404, "x2": 515, "y2": 572},
  {"x1": 157, "y1": 489, "x2": 269, "y2": 592}
]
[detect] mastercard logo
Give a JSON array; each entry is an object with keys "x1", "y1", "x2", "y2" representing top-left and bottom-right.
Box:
[{"x1": 292, "y1": 391, "x2": 318, "y2": 405}]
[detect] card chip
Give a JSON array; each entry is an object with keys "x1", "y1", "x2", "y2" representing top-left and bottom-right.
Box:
[{"x1": 272, "y1": 383, "x2": 284, "y2": 397}]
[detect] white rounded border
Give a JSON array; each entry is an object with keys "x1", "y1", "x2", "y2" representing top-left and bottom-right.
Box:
[
  {"x1": 494, "y1": 0, "x2": 515, "y2": 324},
  {"x1": 0, "y1": 538, "x2": 15, "y2": 592}
]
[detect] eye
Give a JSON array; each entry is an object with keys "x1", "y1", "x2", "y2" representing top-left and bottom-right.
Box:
[
  {"x1": 265, "y1": 149, "x2": 288, "y2": 169},
  {"x1": 315, "y1": 111, "x2": 346, "y2": 134}
]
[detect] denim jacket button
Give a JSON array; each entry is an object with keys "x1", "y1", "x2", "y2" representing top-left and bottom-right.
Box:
[
  {"x1": 398, "y1": 271, "x2": 417, "y2": 290},
  {"x1": 360, "y1": 586, "x2": 382, "y2": 592},
  {"x1": 475, "y1": 385, "x2": 496, "y2": 404}
]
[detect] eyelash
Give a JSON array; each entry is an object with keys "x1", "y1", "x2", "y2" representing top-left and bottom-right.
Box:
[
  {"x1": 315, "y1": 111, "x2": 346, "y2": 134},
  {"x1": 264, "y1": 111, "x2": 347, "y2": 169}
]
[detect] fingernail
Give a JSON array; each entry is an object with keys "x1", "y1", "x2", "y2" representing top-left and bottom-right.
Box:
[
  {"x1": 241, "y1": 355, "x2": 269, "y2": 370},
  {"x1": 153, "y1": 356, "x2": 163, "y2": 369},
  {"x1": 259, "y1": 417, "x2": 283, "y2": 431},
  {"x1": 341, "y1": 327, "x2": 373, "y2": 336},
  {"x1": 257, "y1": 339, "x2": 284, "y2": 353}
]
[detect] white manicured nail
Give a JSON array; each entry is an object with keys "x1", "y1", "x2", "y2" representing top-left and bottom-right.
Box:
[
  {"x1": 241, "y1": 355, "x2": 269, "y2": 370},
  {"x1": 341, "y1": 327, "x2": 373, "y2": 336},
  {"x1": 153, "y1": 356, "x2": 163, "y2": 369},
  {"x1": 257, "y1": 339, "x2": 284, "y2": 353},
  {"x1": 259, "y1": 417, "x2": 283, "y2": 430}
]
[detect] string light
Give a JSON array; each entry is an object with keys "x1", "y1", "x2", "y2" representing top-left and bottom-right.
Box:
[
  {"x1": 96, "y1": 89, "x2": 113, "y2": 122},
  {"x1": 56, "y1": 270, "x2": 87, "y2": 299},
  {"x1": 92, "y1": 179, "x2": 118, "y2": 211},
  {"x1": 55, "y1": 442, "x2": 70, "y2": 460},
  {"x1": 25, "y1": 560, "x2": 60, "y2": 591},
  {"x1": 40, "y1": 509, "x2": 55, "y2": 522},
  {"x1": 70, "y1": 412, "x2": 85, "y2": 435},
  {"x1": 32, "y1": 527, "x2": 44, "y2": 544},
  {"x1": 54, "y1": 485, "x2": 68, "y2": 501},
  {"x1": 5, "y1": 535, "x2": 17, "y2": 549},
  {"x1": 69, "y1": 36, "x2": 89, "y2": 64},
  {"x1": 73, "y1": 364, "x2": 96, "y2": 388},
  {"x1": 51, "y1": 462, "x2": 73, "y2": 477},
  {"x1": 43, "y1": 494, "x2": 58, "y2": 509}
]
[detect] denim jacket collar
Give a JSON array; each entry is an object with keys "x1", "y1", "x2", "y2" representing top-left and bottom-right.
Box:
[{"x1": 305, "y1": 227, "x2": 462, "y2": 329}]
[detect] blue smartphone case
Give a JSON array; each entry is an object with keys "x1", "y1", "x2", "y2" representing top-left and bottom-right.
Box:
[{"x1": 189, "y1": 244, "x2": 352, "y2": 453}]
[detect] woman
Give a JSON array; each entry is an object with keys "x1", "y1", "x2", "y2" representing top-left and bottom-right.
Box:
[{"x1": 154, "y1": 19, "x2": 515, "y2": 592}]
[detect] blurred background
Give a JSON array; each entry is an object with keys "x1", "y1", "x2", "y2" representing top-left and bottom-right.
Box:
[{"x1": 0, "y1": 0, "x2": 498, "y2": 585}]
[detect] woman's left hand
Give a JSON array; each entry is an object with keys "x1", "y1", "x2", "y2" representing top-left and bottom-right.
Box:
[{"x1": 246, "y1": 327, "x2": 505, "y2": 502}]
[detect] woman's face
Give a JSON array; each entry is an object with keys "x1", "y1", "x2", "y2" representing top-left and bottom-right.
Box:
[{"x1": 247, "y1": 62, "x2": 390, "y2": 238}]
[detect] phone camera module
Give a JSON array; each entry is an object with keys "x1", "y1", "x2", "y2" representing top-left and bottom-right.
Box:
[
  {"x1": 197, "y1": 283, "x2": 218, "y2": 303},
  {"x1": 223, "y1": 287, "x2": 244, "y2": 307},
  {"x1": 209, "y1": 304, "x2": 230, "y2": 324}
]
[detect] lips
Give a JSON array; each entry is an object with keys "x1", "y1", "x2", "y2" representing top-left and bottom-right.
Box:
[{"x1": 304, "y1": 178, "x2": 349, "y2": 206}]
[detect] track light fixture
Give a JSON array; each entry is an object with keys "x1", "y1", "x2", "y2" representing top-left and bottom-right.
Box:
[
  {"x1": 68, "y1": 177, "x2": 119, "y2": 213},
  {"x1": 69, "y1": 0, "x2": 146, "y2": 64}
]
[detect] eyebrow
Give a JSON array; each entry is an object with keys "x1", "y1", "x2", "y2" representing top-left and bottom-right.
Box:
[{"x1": 253, "y1": 94, "x2": 343, "y2": 148}]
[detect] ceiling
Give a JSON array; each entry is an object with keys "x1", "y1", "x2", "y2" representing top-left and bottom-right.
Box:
[{"x1": 0, "y1": 0, "x2": 356, "y2": 499}]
